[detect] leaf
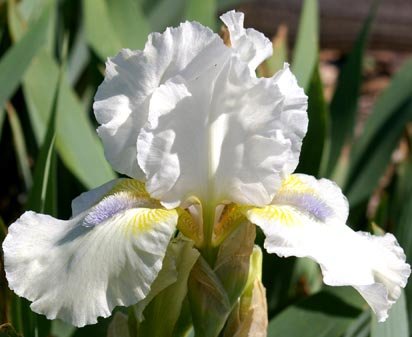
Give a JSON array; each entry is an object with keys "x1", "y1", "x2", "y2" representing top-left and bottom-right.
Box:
[
  {"x1": 51, "y1": 320, "x2": 76, "y2": 337},
  {"x1": 6, "y1": 103, "x2": 32, "y2": 190},
  {"x1": 106, "y1": 0, "x2": 150, "y2": 50},
  {"x1": 291, "y1": 0, "x2": 318, "y2": 91},
  {"x1": 371, "y1": 291, "x2": 409, "y2": 337},
  {"x1": 23, "y1": 49, "x2": 116, "y2": 189},
  {"x1": 325, "y1": 0, "x2": 380, "y2": 177},
  {"x1": 25, "y1": 62, "x2": 60, "y2": 214},
  {"x1": 0, "y1": 3, "x2": 49, "y2": 110},
  {"x1": 185, "y1": 0, "x2": 216, "y2": 29},
  {"x1": 296, "y1": 66, "x2": 328, "y2": 176},
  {"x1": 107, "y1": 312, "x2": 130, "y2": 337},
  {"x1": 135, "y1": 238, "x2": 200, "y2": 337},
  {"x1": 82, "y1": 0, "x2": 122, "y2": 60},
  {"x1": 266, "y1": 25, "x2": 288, "y2": 76},
  {"x1": 147, "y1": 0, "x2": 186, "y2": 32},
  {"x1": 343, "y1": 311, "x2": 371, "y2": 337},
  {"x1": 345, "y1": 97, "x2": 412, "y2": 206},
  {"x1": 268, "y1": 290, "x2": 362, "y2": 337},
  {"x1": 188, "y1": 257, "x2": 232, "y2": 337}
]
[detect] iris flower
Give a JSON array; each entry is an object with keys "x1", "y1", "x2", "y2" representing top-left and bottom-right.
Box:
[{"x1": 3, "y1": 10, "x2": 410, "y2": 328}]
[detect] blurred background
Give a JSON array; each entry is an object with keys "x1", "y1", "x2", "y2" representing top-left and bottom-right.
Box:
[{"x1": 1, "y1": 0, "x2": 412, "y2": 336}]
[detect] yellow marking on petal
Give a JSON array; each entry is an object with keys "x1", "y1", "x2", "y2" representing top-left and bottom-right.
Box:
[
  {"x1": 248, "y1": 205, "x2": 302, "y2": 227},
  {"x1": 279, "y1": 175, "x2": 316, "y2": 196},
  {"x1": 125, "y1": 209, "x2": 177, "y2": 236}
]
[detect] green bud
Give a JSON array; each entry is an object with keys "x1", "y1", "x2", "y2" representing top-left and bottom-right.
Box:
[{"x1": 223, "y1": 246, "x2": 268, "y2": 337}]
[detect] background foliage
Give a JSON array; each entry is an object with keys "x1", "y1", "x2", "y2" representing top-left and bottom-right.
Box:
[{"x1": 0, "y1": 0, "x2": 412, "y2": 336}]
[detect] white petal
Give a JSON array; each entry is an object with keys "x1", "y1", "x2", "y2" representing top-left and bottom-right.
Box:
[
  {"x1": 94, "y1": 22, "x2": 228, "y2": 178},
  {"x1": 138, "y1": 60, "x2": 307, "y2": 207},
  {"x1": 220, "y1": 10, "x2": 272, "y2": 72},
  {"x1": 246, "y1": 174, "x2": 410, "y2": 321},
  {"x1": 3, "y1": 180, "x2": 177, "y2": 327}
]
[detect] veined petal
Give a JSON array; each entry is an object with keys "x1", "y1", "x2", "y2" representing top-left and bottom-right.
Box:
[
  {"x1": 246, "y1": 174, "x2": 410, "y2": 321},
  {"x1": 138, "y1": 58, "x2": 307, "y2": 208},
  {"x1": 94, "y1": 22, "x2": 228, "y2": 179},
  {"x1": 220, "y1": 10, "x2": 272, "y2": 73},
  {"x1": 2, "y1": 180, "x2": 177, "y2": 327}
]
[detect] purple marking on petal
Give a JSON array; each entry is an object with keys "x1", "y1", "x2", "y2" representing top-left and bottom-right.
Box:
[
  {"x1": 275, "y1": 193, "x2": 334, "y2": 221},
  {"x1": 83, "y1": 193, "x2": 142, "y2": 227}
]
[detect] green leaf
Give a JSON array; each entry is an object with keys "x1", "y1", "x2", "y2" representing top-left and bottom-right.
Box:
[
  {"x1": 82, "y1": 0, "x2": 122, "y2": 59},
  {"x1": 25, "y1": 62, "x2": 60, "y2": 214},
  {"x1": 291, "y1": 0, "x2": 318, "y2": 91},
  {"x1": 106, "y1": 0, "x2": 150, "y2": 50},
  {"x1": 6, "y1": 103, "x2": 32, "y2": 190},
  {"x1": 296, "y1": 66, "x2": 328, "y2": 176},
  {"x1": 51, "y1": 320, "x2": 76, "y2": 337},
  {"x1": 325, "y1": 0, "x2": 380, "y2": 177},
  {"x1": 188, "y1": 257, "x2": 232, "y2": 337},
  {"x1": 23, "y1": 49, "x2": 115, "y2": 189},
  {"x1": 343, "y1": 311, "x2": 371, "y2": 337},
  {"x1": 266, "y1": 25, "x2": 288, "y2": 76},
  {"x1": 345, "y1": 97, "x2": 412, "y2": 206},
  {"x1": 371, "y1": 291, "x2": 409, "y2": 337},
  {"x1": 0, "y1": 3, "x2": 49, "y2": 110},
  {"x1": 268, "y1": 290, "x2": 362, "y2": 337},
  {"x1": 147, "y1": 0, "x2": 186, "y2": 32},
  {"x1": 135, "y1": 238, "x2": 200, "y2": 337},
  {"x1": 185, "y1": 0, "x2": 216, "y2": 30}
]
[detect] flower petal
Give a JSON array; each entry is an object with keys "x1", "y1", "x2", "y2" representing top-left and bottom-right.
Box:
[
  {"x1": 2, "y1": 180, "x2": 177, "y2": 327},
  {"x1": 94, "y1": 22, "x2": 227, "y2": 178},
  {"x1": 138, "y1": 60, "x2": 307, "y2": 207},
  {"x1": 220, "y1": 10, "x2": 272, "y2": 73},
  {"x1": 246, "y1": 174, "x2": 410, "y2": 321}
]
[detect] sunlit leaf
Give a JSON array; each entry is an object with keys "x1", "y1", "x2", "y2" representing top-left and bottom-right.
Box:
[
  {"x1": 147, "y1": 0, "x2": 186, "y2": 32},
  {"x1": 345, "y1": 96, "x2": 412, "y2": 206},
  {"x1": 0, "y1": 3, "x2": 49, "y2": 110},
  {"x1": 23, "y1": 49, "x2": 115, "y2": 189},
  {"x1": 106, "y1": 0, "x2": 150, "y2": 50},
  {"x1": 82, "y1": 0, "x2": 122, "y2": 59},
  {"x1": 291, "y1": 0, "x2": 318, "y2": 91},
  {"x1": 371, "y1": 291, "x2": 409, "y2": 337},
  {"x1": 296, "y1": 66, "x2": 328, "y2": 176},
  {"x1": 5, "y1": 103, "x2": 32, "y2": 190},
  {"x1": 325, "y1": 0, "x2": 380, "y2": 177},
  {"x1": 268, "y1": 290, "x2": 362, "y2": 337},
  {"x1": 185, "y1": 0, "x2": 216, "y2": 29}
]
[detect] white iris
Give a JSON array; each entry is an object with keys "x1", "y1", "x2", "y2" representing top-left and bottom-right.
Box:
[{"x1": 2, "y1": 10, "x2": 410, "y2": 328}]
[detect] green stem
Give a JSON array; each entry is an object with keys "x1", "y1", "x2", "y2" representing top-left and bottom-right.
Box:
[{"x1": 201, "y1": 202, "x2": 218, "y2": 267}]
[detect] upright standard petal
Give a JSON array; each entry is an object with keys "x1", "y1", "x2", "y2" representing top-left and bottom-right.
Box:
[
  {"x1": 220, "y1": 10, "x2": 272, "y2": 73},
  {"x1": 246, "y1": 174, "x2": 410, "y2": 321},
  {"x1": 3, "y1": 180, "x2": 177, "y2": 327},
  {"x1": 94, "y1": 22, "x2": 227, "y2": 179},
  {"x1": 137, "y1": 48, "x2": 307, "y2": 207}
]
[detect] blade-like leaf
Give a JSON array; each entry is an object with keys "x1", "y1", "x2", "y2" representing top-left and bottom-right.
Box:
[
  {"x1": 147, "y1": 0, "x2": 186, "y2": 32},
  {"x1": 371, "y1": 291, "x2": 409, "y2": 337},
  {"x1": 82, "y1": 0, "x2": 122, "y2": 59},
  {"x1": 6, "y1": 103, "x2": 32, "y2": 190},
  {"x1": 23, "y1": 49, "x2": 116, "y2": 189},
  {"x1": 268, "y1": 290, "x2": 362, "y2": 337},
  {"x1": 0, "y1": 4, "x2": 49, "y2": 110},
  {"x1": 291, "y1": 0, "x2": 318, "y2": 91},
  {"x1": 345, "y1": 96, "x2": 412, "y2": 206},
  {"x1": 266, "y1": 25, "x2": 288, "y2": 76},
  {"x1": 106, "y1": 0, "x2": 150, "y2": 50},
  {"x1": 185, "y1": 0, "x2": 216, "y2": 30},
  {"x1": 325, "y1": 0, "x2": 380, "y2": 177},
  {"x1": 296, "y1": 66, "x2": 328, "y2": 176},
  {"x1": 343, "y1": 311, "x2": 371, "y2": 337}
]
